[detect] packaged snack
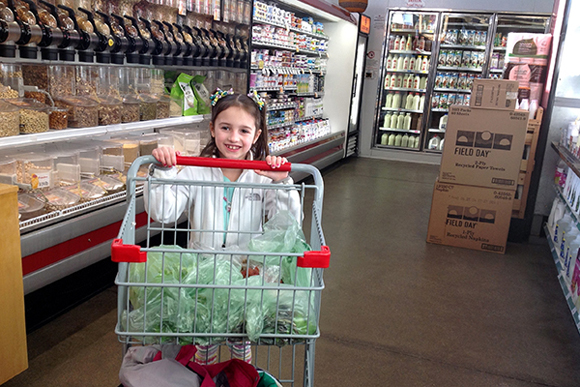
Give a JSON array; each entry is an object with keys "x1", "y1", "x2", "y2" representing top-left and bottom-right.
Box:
[
  {"x1": 446, "y1": 51, "x2": 455, "y2": 67},
  {"x1": 458, "y1": 73, "x2": 468, "y2": 89},
  {"x1": 467, "y1": 30, "x2": 476, "y2": 46},
  {"x1": 477, "y1": 52, "x2": 485, "y2": 68},
  {"x1": 448, "y1": 93, "x2": 457, "y2": 107},
  {"x1": 464, "y1": 94, "x2": 471, "y2": 105},
  {"x1": 458, "y1": 29, "x2": 468, "y2": 45},
  {"x1": 439, "y1": 51, "x2": 448, "y2": 67},
  {"x1": 449, "y1": 73, "x2": 459, "y2": 89},
  {"x1": 462, "y1": 51, "x2": 471, "y2": 68},
  {"x1": 439, "y1": 93, "x2": 449, "y2": 109},
  {"x1": 435, "y1": 72, "x2": 444, "y2": 88},
  {"x1": 454, "y1": 51, "x2": 462, "y2": 67},
  {"x1": 431, "y1": 93, "x2": 440, "y2": 108},
  {"x1": 455, "y1": 94, "x2": 465, "y2": 106}
]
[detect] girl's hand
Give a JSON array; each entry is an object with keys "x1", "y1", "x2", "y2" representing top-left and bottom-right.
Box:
[
  {"x1": 152, "y1": 147, "x2": 180, "y2": 167},
  {"x1": 255, "y1": 155, "x2": 289, "y2": 182}
]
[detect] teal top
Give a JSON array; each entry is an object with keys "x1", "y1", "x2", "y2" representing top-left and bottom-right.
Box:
[{"x1": 223, "y1": 176, "x2": 235, "y2": 244}]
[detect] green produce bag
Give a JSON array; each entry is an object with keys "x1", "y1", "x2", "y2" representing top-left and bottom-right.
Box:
[
  {"x1": 170, "y1": 73, "x2": 198, "y2": 116},
  {"x1": 191, "y1": 75, "x2": 212, "y2": 114}
]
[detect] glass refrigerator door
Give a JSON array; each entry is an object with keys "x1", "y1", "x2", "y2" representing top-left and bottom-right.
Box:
[
  {"x1": 489, "y1": 15, "x2": 549, "y2": 79},
  {"x1": 375, "y1": 10, "x2": 438, "y2": 151},
  {"x1": 426, "y1": 13, "x2": 491, "y2": 153}
]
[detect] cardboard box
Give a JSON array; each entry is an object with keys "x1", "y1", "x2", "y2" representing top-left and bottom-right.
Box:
[
  {"x1": 439, "y1": 105, "x2": 529, "y2": 190},
  {"x1": 426, "y1": 181, "x2": 515, "y2": 254},
  {"x1": 470, "y1": 79, "x2": 519, "y2": 110}
]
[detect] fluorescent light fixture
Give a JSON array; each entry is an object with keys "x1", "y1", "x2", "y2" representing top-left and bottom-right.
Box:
[{"x1": 277, "y1": 0, "x2": 344, "y2": 22}]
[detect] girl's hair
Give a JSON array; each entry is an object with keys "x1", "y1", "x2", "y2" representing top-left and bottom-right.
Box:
[{"x1": 200, "y1": 93, "x2": 269, "y2": 160}]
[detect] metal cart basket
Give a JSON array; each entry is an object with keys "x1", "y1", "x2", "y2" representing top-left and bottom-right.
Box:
[{"x1": 112, "y1": 155, "x2": 330, "y2": 387}]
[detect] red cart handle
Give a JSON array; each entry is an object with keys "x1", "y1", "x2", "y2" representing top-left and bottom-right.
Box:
[
  {"x1": 111, "y1": 239, "x2": 147, "y2": 263},
  {"x1": 175, "y1": 156, "x2": 292, "y2": 172}
]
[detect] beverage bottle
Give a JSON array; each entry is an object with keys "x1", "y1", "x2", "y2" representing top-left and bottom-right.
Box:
[
  {"x1": 397, "y1": 55, "x2": 404, "y2": 70},
  {"x1": 555, "y1": 214, "x2": 573, "y2": 248},
  {"x1": 392, "y1": 92, "x2": 402, "y2": 109},
  {"x1": 390, "y1": 73, "x2": 397, "y2": 87},
  {"x1": 405, "y1": 36, "x2": 412, "y2": 51},
  {"x1": 387, "y1": 54, "x2": 393, "y2": 70},
  {"x1": 383, "y1": 112, "x2": 392, "y2": 127},
  {"x1": 403, "y1": 55, "x2": 409, "y2": 70},
  {"x1": 422, "y1": 56, "x2": 429, "y2": 71},
  {"x1": 555, "y1": 159, "x2": 567, "y2": 186},
  {"x1": 419, "y1": 76, "x2": 427, "y2": 89},
  {"x1": 397, "y1": 112, "x2": 405, "y2": 129},
  {"x1": 402, "y1": 74, "x2": 410, "y2": 89},
  {"x1": 390, "y1": 112, "x2": 398, "y2": 128},
  {"x1": 381, "y1": 132, "x2": 389, "y2": 145},
  {"x1": 409, "y1": 56, "x2": 416, "y2": 72},
  {"x1": 400, "y1": 36, "x2": 406, "y2": 51},
  {"x1": 413, "y1": 93, "x2": 421, "y2": 110},
  {"x1": 396, "y1": 75, "x2": 403, "y2": 88},
  {"x1": 404, "y1": 112, "x2": 412, "y2": 130},
  {"x1": 548, "y1": 198, "x2": 565, "y2": 232},
  {"x1": 385, "y1": 93, "x2": 394, "y2": 108},
  {"x1": 419, "y1": 36, "x2": 426, "y2": 51},
  {"x1": 414, "y1": 135, "x2": 421, "y2": 148},
  {"x1": 415, "y1": 56, "x2": 422, "y2": 70},
  {"x1": 550, "y1": 200, "x2": 566, "y2": 237},
  {"x1": 394, "y1": 35, "x2": 401, "y2": 50},
  {"x1": 395, "y1": 133, "x2": 403, "y2": 146},
  {"x1": 388, "y1": 133, "x2": 396, "y2": 146},
  {"x1": 406, "y1": 93, "x2": 414, "y2": 110},
  {"x1": 429, "y1": 135, "x2": 441, "y2": 149},
  {"x1": 439, "y1": 114, "x2": 449, "y2": 130},
  {"x1": 413, "y1": 75, "x2": 420, "y2": 89},
  {"x1": 419, "y1": 94, "x2": 425, "y2": 110},
  {"x1": 401, "y1": 133, "x2": 409, "y2": 147}
]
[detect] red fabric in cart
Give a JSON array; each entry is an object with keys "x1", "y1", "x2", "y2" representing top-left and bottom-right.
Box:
[{"x1": 119, "y1": 344, "x2": 259, "y2": 387}]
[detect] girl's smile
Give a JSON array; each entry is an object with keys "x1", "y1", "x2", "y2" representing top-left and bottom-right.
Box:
[{"x1": 210, "y1": 105, "x2": 261, "y2": 160}]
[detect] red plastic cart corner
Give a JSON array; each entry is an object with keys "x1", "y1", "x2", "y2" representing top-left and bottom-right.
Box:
[
  {"x1": 297, "y1": 246, "x2": 330, "y2": 268},
  {"x1": 111, "y1": 239, "x2": 147, "y2": 263}
]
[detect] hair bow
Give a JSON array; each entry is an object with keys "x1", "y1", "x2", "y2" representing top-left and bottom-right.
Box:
[
  {"x1": 210, "y1": 88, "x2": 234, "y2": 106},
  {"x1": 247, "y1": 90, "x2": 265, "y2": 111}
]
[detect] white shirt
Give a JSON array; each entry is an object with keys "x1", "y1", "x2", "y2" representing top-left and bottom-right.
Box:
[{"x1": 144, "y1": 164, "x2": 301, "y2": 249}]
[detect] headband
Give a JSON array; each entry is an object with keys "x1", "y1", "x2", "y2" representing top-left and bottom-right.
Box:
[
  {"x1": 247, "y1": 90, "x2": 265, "y2": 111},
  {"x1": 210, "y1": 88, "x2": 234, "y2": 106}
]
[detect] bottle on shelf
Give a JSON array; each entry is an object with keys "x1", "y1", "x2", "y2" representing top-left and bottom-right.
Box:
[
  {"x1": 394, "y1": 35, "x2": 401, "y2": 50},
  {"x1": 419, "y1": 36, "x2": 426, "y2": 51},
  {"x1": 419, "y1": 76, "x2": 427, "y2": 89},
  {"x1": 395, "y1": 75, "x2": 403, "y2": 88},
  {"x1": 409, "y1": 56, "x2": 416, "y2": 71},
  {"x1": 402, "y1": 74, "x2": 410, "y2": 89},
  {"x1": 388, "y1": 133, "x2": 396, "y2": 146},
  {"x1": 406, "y1": 93, "x2": 414, "y2": 110},
  {"x1": 405, "y1": 36, "x2": 412, "y2": 51},
  {"x1": 413, "y1": 75, "x2": 420, "y2": 89},
  {"x1": 395, "y1": 133, "x2": 403, "y2": 146},
  {"x1": 415, "y1": 56, "x2": 422, "y2": 71},
  {"x1": 391, "y1": 55, "x2": 398, "y2": 70},
  {"x1": 422, "y1": 56, "x2": 429, "y2": 72},
  {"x1": 419, "y1": 94, "x2": 425, "y2": 110},
  {"x1": 401, "y1": 133, "x2": 409, "y2": 147},
  {"x1": 397, "y1": 55, "x2": 404, "y2": 70},
  {"x1": 392, "y1": 92, "x2": 401, "y2": 109},
  {"x1": 429, "y1": 135, "x2": 441, "y2": 150},
  {"x1": 390, "y1": 73, "x2": 397, "y2": 87},
  {"x1": 383, "y1": 112, "x2": 392, "y2": 127},
  {"x1": 413, "y1": 93, "x2": 421, "y2": 111},
  {"x1": 414, "y1": 135, "x2": 421, "y2": 149},
  {"x1": 385, "y1": 93, "x2": 394, "y2": 108},
  {"x1": 404, "y1": 112, "x2": 411, "y2": 130},
  {"x1": 403, "y1": 55, "x2": 409, "y2": 70},
  {"x1": 397, "y1": 112, "x2": 405, "y2": 129},
  {"x1": 400, "y1": 36, "x2": 406, "y2": 51},
  {"x1": 439, "y1": 114, "x2": 449, "y2": 130},
  {"x1": 387, "y1": 54, "x2": 393, "y2": 70},
  {"x1": 439, "y1": 138, "x2": 445, "y2": 151},
  {"x1": 381, "y1": 132, "x2": 388, "y2": 145},
  {"x1": 390, "y1": 112, "x2": 398, "y2": 128}
]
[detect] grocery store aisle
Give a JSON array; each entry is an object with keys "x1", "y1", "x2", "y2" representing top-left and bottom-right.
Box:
[{"x1": 5, "y1": 157, "x2": 580, "y2": 387}]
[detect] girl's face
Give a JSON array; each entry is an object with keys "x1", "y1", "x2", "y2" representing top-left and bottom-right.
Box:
[{"x1": 210, "y1": 106, "x2": 261, "y2": 160}]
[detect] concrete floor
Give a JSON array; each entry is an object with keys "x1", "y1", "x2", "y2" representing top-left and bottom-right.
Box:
[{"x1": 4, "y1": 158, "x2": 580, "y2": 387}]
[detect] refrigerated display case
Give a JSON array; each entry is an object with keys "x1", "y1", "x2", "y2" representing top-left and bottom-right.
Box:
[
  {"x1": 373, "y1": 9, "x2": 550, "y2": 160},
  {"x1": 377, "y1": 10, "x2": 437, "y2": 152}
]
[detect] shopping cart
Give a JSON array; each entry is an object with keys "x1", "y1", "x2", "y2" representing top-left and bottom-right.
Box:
[{"x1": 111, "y1": 155, "x2": 330, "y2": 387}]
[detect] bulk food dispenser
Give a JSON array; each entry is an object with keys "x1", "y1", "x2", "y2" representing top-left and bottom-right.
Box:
[
  {"x1": 95, "y1": 10, "x2": 126, "y2": 64},
  {"x1": 162, "y1": 21, "x2": 184, "y2": 66},
  {"x1": 152, "y1": 20, "x2": 176, "y2": 65},
  {"x1": 21, "y1": 0, "x2": 62, "y2": 60},
  {"x1": 110, "y1": 13, "x2": 141, "y2": 64},
  {"x1": 76, "y1": 7, "x2": 110, "y2": 63},
  {"x1": 0, "y1": 0, "x2": 22, "y2": 57},
  {"x1": 8, "y1": 0, "x2": 43, "y2": 59},
  {"x1": 38, "y1": 0, "x2": 80, "y2": 61},
  {"x1": 57, "y1": 1, "x2": 99, "y2": 62},
  {"x1": 173, "y1": 23, "x2": 194, "y2": 66}
]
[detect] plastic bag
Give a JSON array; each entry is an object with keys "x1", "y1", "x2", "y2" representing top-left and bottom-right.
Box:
[
  {"x1": 170, "y1": 73, "x2": 198, "y2": 116},
  {"x1": 191, "y1": 75, "x2": 211, "y2": 114},
  {"x1": 247, "y1": 211, "x2": 312, "y2": 287}
]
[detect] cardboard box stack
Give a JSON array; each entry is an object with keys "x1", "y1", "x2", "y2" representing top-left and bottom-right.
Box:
[{"x1": 427, "y1": 79, "x2": 529, "y2": 254}]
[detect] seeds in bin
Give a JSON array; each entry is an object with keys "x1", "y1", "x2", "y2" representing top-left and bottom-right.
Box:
[
  {"x1": 122, "y1": 103, "x2": 140, "y2": 123},
  {"x1": 99, "y1": 104, "x2": 121, "y2": 125},
  {"x1": 49, "y1": 110, "x2": 68, "y2": 129},
  {"x1": 20, "y1": 110, "x2": 49, "y2": 133},
  {"x1": 0, "y1": 110, "x2": 20, "y2": 137}
]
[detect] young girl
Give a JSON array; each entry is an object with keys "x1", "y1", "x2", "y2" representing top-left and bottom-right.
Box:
[{"x1": 144, "y1": 90, "x2": 301, "y2": 365}]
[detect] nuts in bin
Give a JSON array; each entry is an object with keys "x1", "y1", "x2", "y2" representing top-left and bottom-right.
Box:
[
  {"x1": 24, "y1": 91, "x2": 46, "y2": 104},
  {"x1": 20, "y1": 109, "x2": 49, "y2": 133},
  {"x1": 49, "y1": 109, "x2": 68, "y2": 130},
  {"x1": 0, "y1": 110, "x2": 20, "y2": 137}
]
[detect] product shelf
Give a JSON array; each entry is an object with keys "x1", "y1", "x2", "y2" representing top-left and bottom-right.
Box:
[
  {"x1": 440, "y1": 44, "x2": 487, "y2": 51},
  {"x1": 295, "y1": 114, "x2": 323, "y2": 122},
  {"x1": 376, "y1": 144, "x2": 421, "y2": 151},
  {"x1": 267, "y1": 121, "x2": 295, "y2": 130},
  {"x1": 432, "y1": 108, "x2": 450, "y2": 112},
  {"x1": 271, "y1": 131, "x2": 338, "y2": 156},
  {"x1": 253, "y1": 17, "x2": 330, "y2": 40},
  {"x1": 389, "y1": 50, "x2": 432, "y2": 55},
  {"x1": 544, "y1": 224, "x2": 580, "y2": 335},
  {"x1": 386, "y1": 69, "x2": 430, "y2": 74},
  {"x1": 437, "y1": 66, "x2": 483, "y2": 72},
  {"x1": 391, "y1": 28, "x2": 435, "y2": 34},
  {"x1": 251, "y1": 66, "x2": 323, "y2": 74},
  {"x1": 379, "y1": 128, "x2": 421, "y2": 134},
  {"x1": 381, "y1": 107, "x2": 424, "y2": 114},
  {"x1": 444, "y1": 22, "x2": 490, "y2": 27},
  {"x1": 428, "y1": 128, "x2": 446, "y2": 133},
  {"x1": 490, "y1": 69, "x2": 504, "y2": 73},
  {"x1": 493, "y1": 47, "x2": 507, "y2": 51},
  {"x1": 433, "y1": 88, "x2": 471, "y2": 93},
  {"x1": 251, "y1": 86, "x2": 298, "y2": 92},
  {"x1": 0, "y1": 115, "x2": 206, "y2": 151},
  {"x1": 551, "y1": 141, "x2": 580, "y2": 179},
  {"x1": 385, "y1": 87, "x2": 427, "y2": 93},
  {"x1": 291, "y1": 92, "x2": 324, "y2": 97},
  {"x1": 252, "y1": 40, "x2": 327, "y2": 57},
  {"x1": 267, "y1": 102, "x2": 298, "y2": 111},
  {"x1": 425, "y1": 148, "x2": 443, "y2": 153}
]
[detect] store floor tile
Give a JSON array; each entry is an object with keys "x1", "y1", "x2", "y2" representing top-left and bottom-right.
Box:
[{"x1": 5, "y1": 158, "x2": 580, "y2": 387}]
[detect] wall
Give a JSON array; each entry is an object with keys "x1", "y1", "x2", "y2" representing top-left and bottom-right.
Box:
[{"x1": 347, "y1": 0, "x2": 555, "y2": 161}]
